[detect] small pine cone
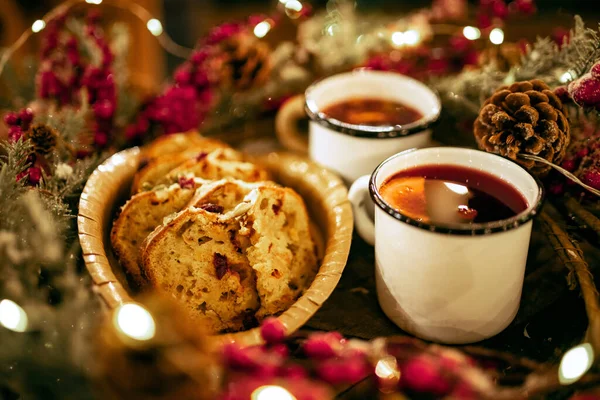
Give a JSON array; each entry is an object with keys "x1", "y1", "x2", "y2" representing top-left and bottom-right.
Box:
[
  {"x1": 24, "y1": 123, "x2": 59, "y2": 155},
  {"x1": 478, "y1": 43, "x2": 523, "y2": 72},
  {"x1": 219, "y1": 34, "x2": 271, "y2": 91},
  {"x1": 474, "y1": 79, "x2": 570, "y2": 176}
]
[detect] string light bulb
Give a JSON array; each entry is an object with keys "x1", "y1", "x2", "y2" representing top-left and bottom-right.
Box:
[
  {"x1": 0, "y1": 299, "x2": 28, "y2": 333},
  {"x1": 285, "y1": 0, "x2": 303, "y2": 19},
  {"x1": 403, "y1": 30, "x2": 421, "y2": 46},
  {"x1": 147, "y1": 19, "x2": 163, "y2": 37},
  {"x1": 559, "y1": 343, "x2": 594, "y2": 385},
  {"x1": 31, "y1": 20, "x2": 46, "y2": 33},
  {"x1": 489, "y1": 28, "x2": 505, "y2": 45},
  {"x1": 560, "y1": 71, "x2": 574, "y2": 83},
  {"x1": 251, "y1": 385, "x2": 296, "y2": 400},
  {"x1": 253, "y1": 20, "x2": 272, "y2": 38},
  {"x1": 463, "y1": 26, "x2": 481, "y2": 41},
  {"x1": 113, "y1": 303, "x2": 156, "y2": 341},
  {"x1": 391, "y1": 31, "x2": 405, "y2": 47}
]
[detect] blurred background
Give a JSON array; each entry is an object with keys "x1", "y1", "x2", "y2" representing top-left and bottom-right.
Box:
[{"x1": 1, "y1": 0, "x2": 598, "y2": 92}]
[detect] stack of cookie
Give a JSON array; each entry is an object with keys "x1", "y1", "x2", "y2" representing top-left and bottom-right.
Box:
[{"x1": 111, "y1": 132, "x2": 318, "y2": 333}]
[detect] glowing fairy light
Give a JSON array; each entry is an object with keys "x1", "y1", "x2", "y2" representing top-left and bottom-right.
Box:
[
  {"x1": 375, "y1": 356, "x2": 400, "y2": 380},
  {"x1": 463, "y1": 26, "x2": 481, "y2": 41},
  {"x1": 251, "y1": 385, "x2": 296, "y2": 400},
  {"x1": 560, "y1": 71, "x2": 574, "y2": 83},
  {"x1": 147, "y1": 19, "x2": 163, "y2": 36},
  {"x1": 403, "y1": 30, "x2": 421, "y2": 46},
  {"x1": 85, "y1": 0, "x2": 102, "y2": 4},
  {"x1": 559, "y1": 343, "x2": 594, "y2": 384},
  {"x1": 31, "y1": 20, "x2": 46, "y2": 33},
  {"x1": 254, "y1": 20, "x2": 272, "y2": 38},
  {"x1": 0, "y1": 299, "x2": 28, "y2": 333},
  {"x1": 489, "y1": 28, "x2": 505, "y2": 45},
  {"x1": 391, "y1": 32, "x2": 405, "y2": 47},
  {"x1": 285, "y1": 0, "x2": 303, "y2": 13},
  {"x1": 114, "y1": 303, "x2": 156, "y2": 341}
]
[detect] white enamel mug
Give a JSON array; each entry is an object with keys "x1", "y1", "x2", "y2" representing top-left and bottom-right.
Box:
[
  {"x1": 275, "y1": 70, "x2": 441, "y2": 183},
  {"x1": 348, "y1": 147, "x2": 544, "y2": 344}
]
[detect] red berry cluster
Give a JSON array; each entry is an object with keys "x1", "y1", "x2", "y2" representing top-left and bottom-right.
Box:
[
  {"x1": 83, "y1": 12, "x2": 117, "y2": 148},
  {"x1": 37, "y1": 12, "x2": 117, "y2": 148},
  {"x1": 476, "y1": 0, "x2": 536, "y2": 29},
  {"x1": 4, "y1": 108, "x2": 33, "y2": 143},
  {"x1": 550, "y1": 136, "x2": 600, "y2": 195},
  {"x1": 126, "y1": 15, "x2": 274, "y2": 143},
  {"x1": 364, "y1": 35, "x2": 479, "y2": 79},
  {"x1": 218, "y1": 319, "x2": 369, "y2": 400},
  {"x1": 5, "y1": 108, "x2": 42, "y2": 186}
]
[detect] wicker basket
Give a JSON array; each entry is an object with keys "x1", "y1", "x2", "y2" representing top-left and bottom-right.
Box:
[{"x1": 78, "y1": 147, "x2": 353, "y2": 345}]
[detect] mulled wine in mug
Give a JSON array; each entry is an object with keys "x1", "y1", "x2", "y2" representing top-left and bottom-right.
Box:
[
  {"x1": 348, "y1": 147, "x2": 544, "y2": 344},
  {"x1": 275, "y1": 70, "x2": 441, "y2": 183}
]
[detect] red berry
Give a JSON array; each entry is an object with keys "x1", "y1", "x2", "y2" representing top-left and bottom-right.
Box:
[
  {"x1": 261, "y1": 318, "x2": 286, "y2": 343},
  {"x1": 8, "y1": 126, "x2": 22, "y2": 142},
  {"x1": 582, "y1": 171, "x2": 600, "y2": 190},
  {"x1": 28, "y1": 167, "x2": 42, "y2": 185},
  {"x1": 267, "y1": 343, "x2": 289, "y2": 358},
  {"x1": 93, "y1": 100, "x2": 115, "y2": 120},
  {"x1": 491, "y1": 0, "x2": 509, "y2": 19},
  {"x1": 194, "y1": 70, "x2": 209, "y2": 87},
  {"x1": 562, "y1": 159, "x2": 577, "y2": 172},
  {"x1": 279, "y1": 364, "x2": 307, "y2": 379},
  {"x1": 303, "y1": 333, "x2": 343, "y2": 360},
  {"x1": 577, "y1": 148, "x2": 590, "y2": 159},
  {"x1": 569, "y1": 75, "x2": 600, "y2": 106},
  {"x1": 222, "y1": 343, "x2": 261, "y2": 370},
  {"x1": 555, "y1": 86, "x2": 571, "y2": 103},
  {"x1": 476, "y1": 12, "x2": 492, "y2": 29},
  {"x1": 174, "y1": 66, "x2": 192, "y2": 85},
  {"x1": 315, "y1": 361, "x2": 346, "y2": 385},
  {"x1": 4, "y1": 112, "x2": 18, "y2": 126},
  {"x1": 190, "y1": 50, "x2": 208, "y2": 65},
  {"x1": 401, "y1": 356, "x2": 451, "y2": 395},
  {"x1": 514, "y1": 0, "x2": 536, "y2": 15},
  {"x1": 591, "y1": 62, "x2": 600, "y2": 80}
]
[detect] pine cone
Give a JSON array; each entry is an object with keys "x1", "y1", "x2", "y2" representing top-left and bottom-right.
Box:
[
  {"x1": 219, "y1": 34, "x2": 271, "y2": 91},
  {"x1": 474, "y1": 79, "x2": 570, "y2": 176},
  {"x1": 24, "y1": 123, "x2": 59, "y2": 155},
  {"x1": 478, "y1": 43, "x2": 523, "y2": 72}
]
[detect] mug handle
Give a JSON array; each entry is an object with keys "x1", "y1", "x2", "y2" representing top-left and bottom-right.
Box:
[
  {"x1": 275, "y1": 94, "x2": 309, "y2": 154},
  {"x1": 348, "y1": 175, "x2": 376, "y2": 246}
]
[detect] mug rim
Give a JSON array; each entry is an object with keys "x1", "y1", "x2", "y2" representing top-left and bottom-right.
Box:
[
  {"x1": 304, "y1": 69, "x2": 442, "y2": 139},
  {"x1": 368, "y1": 147, "x2": 545, "y2": 236}
]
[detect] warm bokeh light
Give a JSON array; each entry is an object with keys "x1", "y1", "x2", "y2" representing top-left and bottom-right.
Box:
[
  {"x1": 251, "y1": 385, "x2": 296, "y2": 400},
  {"x1": 254, "y1": 21, "x2": 272, "y2": 38},
  {"x1": 375, "y1": 356, "x2": 400, "y2": 380},
  {"x1": 114, "y1": 303, "x2": 156, "y2": 341},
  {"x1": 391, "y1": 31, "x2": 405, "y2": 47},
  {"x1": 463, "y1": 26, "x2": 481, "y2": 41},
  {"x1": 31, "y1": 20, "x2": 46, "y2": 33},
  {"x1": 489, "y1": 28, "x2": 505, "y2": 45},
  {"x1": 0, "y1": 299, "x2": 28, "y2": 333},
  {"x1": 403, "y1": 30, "x2": 421, "y2": 46},
  {"x1": 147, "y1": 19, "x2": 164, "y2": 36},
  {"x1": 560, "y1": 71, "x2": 574, "y2": 83},
  {"x1": 85, "y1": 0, "x2": 102, "y2": 4},
  {"x1": 559, "y1": 343, "x2": 594, "y2": 384},
  {"x1": 285, "y1": 0, "x2": 303, "y2": 14}
]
